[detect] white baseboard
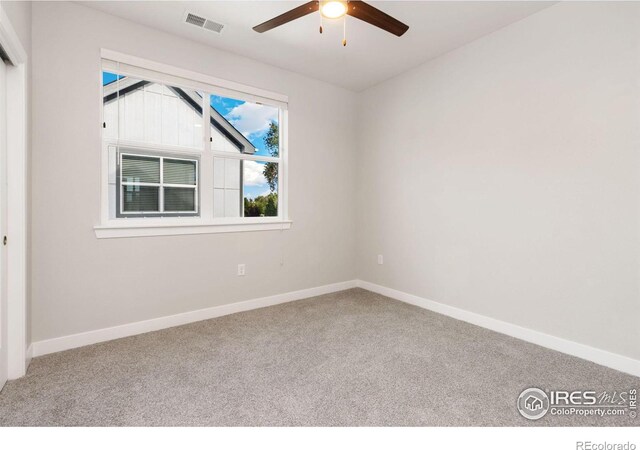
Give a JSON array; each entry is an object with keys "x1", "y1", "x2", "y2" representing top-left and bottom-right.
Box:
[
  {"x1": 32, "y1": 280, "x2": 357, "y2": 358},
  {"x1": 356, "y1": 280, "x2": 640, "y2": 378},
  {"x1": 25, "y1": 344, "x2": 33, "y2": 369}
]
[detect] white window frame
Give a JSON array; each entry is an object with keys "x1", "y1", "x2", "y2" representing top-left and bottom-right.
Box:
[{"x1": 96, "y1": 49, "x2": 291, "y2": 238}]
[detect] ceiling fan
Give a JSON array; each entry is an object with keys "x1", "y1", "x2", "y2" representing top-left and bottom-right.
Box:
[{"x1": 253, "y1": 1, "x2": 409, "y2": 46}]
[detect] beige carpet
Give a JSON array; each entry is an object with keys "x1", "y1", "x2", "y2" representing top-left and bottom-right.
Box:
[{"x1": 0, "y1": 288, "x2": 638, "y2": 426}]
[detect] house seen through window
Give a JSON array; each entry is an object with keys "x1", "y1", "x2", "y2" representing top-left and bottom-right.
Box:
[{"x1": 102, "y1": 64, "x2": 283, "y2": 221}]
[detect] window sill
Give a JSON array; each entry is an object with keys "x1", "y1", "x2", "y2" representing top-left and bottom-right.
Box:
[{"x1": 94, "y1": 219, "x2": 292, "y2": 239}]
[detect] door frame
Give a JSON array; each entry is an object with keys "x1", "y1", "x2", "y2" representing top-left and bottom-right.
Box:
[{"x1": 0, "y1": 8, "x2": 29, "y2": 379}]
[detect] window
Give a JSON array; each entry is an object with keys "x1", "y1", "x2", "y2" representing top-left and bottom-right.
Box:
[
  {"x1": 119, "y1": 153, "x2": 198, "y2": 216},
  {"x1": 97, "y1": 51, "x2": 290, "y2": 238},
  {"x1": 210, "y1": 94, "x2": 280, "y2": 219}
]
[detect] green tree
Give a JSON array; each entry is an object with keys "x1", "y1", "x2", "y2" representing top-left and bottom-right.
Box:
[
  {"x1": 244, "y1": 193, "x2": 278, "y2": 217},
  {"x1": 244, "y1": 197, "x2": 261, "y2": 217},
  {"x1": 263, "y1": 121, "x2": 279, "y2": 193},
  {"x1": 244, "y1": 122, "x2": 279, "y2": 217},
  {"x1": 265, "y1": 194, "x2": 277, "y2": 217}
]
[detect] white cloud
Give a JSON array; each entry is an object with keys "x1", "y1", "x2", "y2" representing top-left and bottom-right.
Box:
[
  {"x1": 227, "y1": 102, "x2": 278, "y2": 138},
  {"x1": 243, "y1": 160, "x2": 267, "y2": 187}
]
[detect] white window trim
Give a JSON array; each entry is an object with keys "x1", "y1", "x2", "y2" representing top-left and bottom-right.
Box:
[
  {"x1": 101, "y1": 49, "x2": 288, "y2": 108},
  {"x1": 1, "y1": 7, "x2": 30, "y2": 379},
  {"x1": 96, "y1": 50, "x2": 291, "y2": 238},
  {"x1": 94, "y1": 219, "x2": 292, "y2": 239}
]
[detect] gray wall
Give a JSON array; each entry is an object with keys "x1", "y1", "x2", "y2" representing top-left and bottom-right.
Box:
[
  {"x1": 31, "y1": 2, "x2": 357, "y2": 341},
  {"x1": 356, "y1": 2, "x2": 640, "y2": 360}
]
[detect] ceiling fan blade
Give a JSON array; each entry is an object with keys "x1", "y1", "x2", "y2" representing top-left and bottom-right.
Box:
[
  {"x1": 347, "y1": 1, "x2": 409, "y2": 37},
  {"x1": 253, "y1": 1, "x2": 319, "y2": 33}
]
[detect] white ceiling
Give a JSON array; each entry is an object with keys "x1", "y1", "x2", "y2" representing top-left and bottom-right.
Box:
[{"x1": 81, "y1": 1, "x2": 554, "y2": 91}]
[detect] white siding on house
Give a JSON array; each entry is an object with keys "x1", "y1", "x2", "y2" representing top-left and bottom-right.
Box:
[
  {"x1": 213, "y1": 157, "x2": 241, "y2": 217},
  {"x1": 104, "y1": 79, "x2": 245, "y2": 218},
  {"x1": 103, "y1": 80, "x2": 248, "y2": 151},
  {"x1": 103, "y1": 96, "x2": 118, "y2": 141},
  {"x1": 210, "y1": 125, "x2": 242, "y2": 153}
]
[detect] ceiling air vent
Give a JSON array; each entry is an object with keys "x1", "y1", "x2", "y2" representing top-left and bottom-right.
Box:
[
  {"x1": 203, "y1": 20, "x2": 225, "y2": 33},
  {"x1": 184, "y1": 11, "x2": 225, "y2": 34}
]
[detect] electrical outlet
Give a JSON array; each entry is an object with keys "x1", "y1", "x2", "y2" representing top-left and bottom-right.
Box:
[
  {"x1": 377, "y1": 255, "x2": 384, "y2": 265},
  {"x1": 237, "y1": 264, "x2": 246, "y2": 276}
]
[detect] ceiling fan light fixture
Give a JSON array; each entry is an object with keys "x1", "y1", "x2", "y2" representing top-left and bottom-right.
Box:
[
  {"x1": 252, "y1": 1, "x2": 409, "y2": 37},
  {"x1": 321, "y1": 1, "x2": 347, "y2": 19}
]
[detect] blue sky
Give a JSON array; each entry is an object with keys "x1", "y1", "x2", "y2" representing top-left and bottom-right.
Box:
[
  {"x1": 210, "y1": 95, "x2": 276, "y2": 158},
  {"x1": 102, "y1": 72, "x2": 123, "y2": 85}
]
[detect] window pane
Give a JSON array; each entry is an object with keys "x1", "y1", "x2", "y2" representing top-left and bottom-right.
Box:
[
  {"x1": 115, "y1": 75, "x2": 147, "y2": 143},
  {"x1": 102, "y1": 71, "x2": 124, "y2": 141},
  {"x1": 122, "y1": 154, "x2": 160, "y2": 183},
  {"x1": 164, "y1": 187, "x2": 196, "y2": 212},
  {"x1": 103, "y1": 71, "x2": 203, "y2": 149},
  {"x1": 164, "y1": 159, "x2": 196, "y2": 185},
  {"x1": 162, "y1": 85, "x2": 204, "y2": 149},
  {"x1": 209, "y1": 95, "x2": 279, "y2": 158},
  {"x1": 244, "y1": 161, "x2": 278, "y2": 217},
  {"x1": 213, "y1": 157, "x2": 241, "y2": 218},
  {"x1": 122, "y1": 185, "x2": 159, "y2": 212}
]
